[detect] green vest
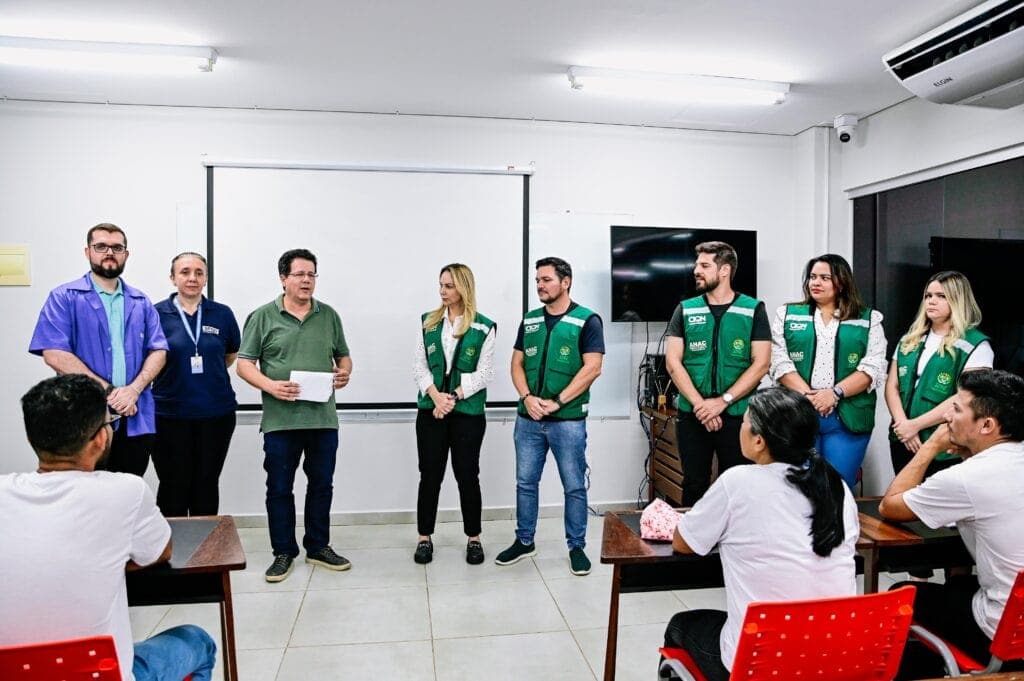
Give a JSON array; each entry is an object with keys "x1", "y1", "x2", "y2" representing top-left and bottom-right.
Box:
[
  {"x1": 519, "y1": 305, "x2": 597, "y2": 419},
  {"x1": 417, "y1": 311, "x2": 494, "y2": 416},
  {"x1": 894, "y1": 328, "x2": 988, "y2": 456},
  {"x1": 783, "y1": 304, "x2": 876, "y2": 434},
  {"x1": 675, "y1": 294, "x2": 760, "y2": 417}
]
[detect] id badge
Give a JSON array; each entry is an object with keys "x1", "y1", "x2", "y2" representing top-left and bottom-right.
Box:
[{"x1": 190, "y1": 355, "x2": 204, "y2": 374}]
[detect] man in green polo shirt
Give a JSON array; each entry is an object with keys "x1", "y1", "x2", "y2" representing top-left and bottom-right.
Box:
[{"x1": 237, "y1": 248, "x2": 353, "y2": 583}]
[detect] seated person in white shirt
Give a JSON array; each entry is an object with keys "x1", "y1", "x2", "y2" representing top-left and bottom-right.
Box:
[
  {"x1": 0, "y1": 374, "x2": 217, "y2": 681},
  {"x1": 881, "y1": 369, "x2": 1024, "y2": 679},
  {"x1": 664, "y1": 387, "x2": 860, "y2": 681}
]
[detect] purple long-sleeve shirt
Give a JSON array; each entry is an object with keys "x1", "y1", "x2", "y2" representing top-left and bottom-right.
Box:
[{"x1": 29, "y1": 273, "x2": 168, "y2": 436}]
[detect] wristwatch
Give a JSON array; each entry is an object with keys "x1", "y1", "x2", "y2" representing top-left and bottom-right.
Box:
[
  {"x1": 554, "y1": 395, "x2": 565, "y2": 407},
  {"x1": 722, "y1": 392, "x2": 735, "y2": 405},
  {"x1": 833, "y1": 385, "x2": 845, "y2": 400},
  {"x1": 450, "y1": 391, "x2": 461, "y2": 402}
]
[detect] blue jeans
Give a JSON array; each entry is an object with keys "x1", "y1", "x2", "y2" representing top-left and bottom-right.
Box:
[
  {"x1": 263, "y1": 428, "x2": 338, "y2": 556},
  {"x1": 513, "y1": 416, "x2": 588, "y2": 550},
  {"x1": 816, "y1": 412, "x2": 871, "y2": 489},
  {"x1": 133, "y1": 624, "x2": 216, "y2": 681}
]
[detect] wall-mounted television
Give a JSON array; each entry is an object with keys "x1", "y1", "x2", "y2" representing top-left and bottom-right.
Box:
[{"x1": 611, "y1": 226, "x2": 758, "y2": 323}]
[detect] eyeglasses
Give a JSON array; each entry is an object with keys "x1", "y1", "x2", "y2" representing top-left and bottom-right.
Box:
[
  {"x1": 92, "y1": 413, "x2": 121, "y2": 439},
  {"x1": 90, "y1": 243, "x2": 127, "y2": 255},
  {"x1": 286, "y1": 271, "x2": 318, "y2": 279}
]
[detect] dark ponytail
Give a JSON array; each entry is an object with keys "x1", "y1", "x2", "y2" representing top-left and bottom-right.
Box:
[{"x1": 746, "y1": 388, "x2": 847, "y2": 557}]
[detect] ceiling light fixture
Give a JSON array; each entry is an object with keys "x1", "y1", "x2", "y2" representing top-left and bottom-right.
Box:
[
  {"x1": 0, "y1": 35, "x2": 217, "y2": 73},
  {"x1": 567, "y1": 66, "x2": 790, "y2": 106}
]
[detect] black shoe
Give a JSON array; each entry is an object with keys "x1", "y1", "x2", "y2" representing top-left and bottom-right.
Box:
[
  {"x1": 495, "y1": 539, "x2": 537, "y2": 566},
  {"x1": 306, "y1": 546, "x2": 352, "y2": 571},
  {"x1": 466, "y1": 540, "x2": 484, "y2": 565},
  {"x1": 414, "y1": 539, "x2": 433, "y2": 564},
  {"x1": 569, "y1": 547, "x2": 591, "y2": 576},
  {"x1": 265, "y1": 554, "x2": 295, "y2": 583}
]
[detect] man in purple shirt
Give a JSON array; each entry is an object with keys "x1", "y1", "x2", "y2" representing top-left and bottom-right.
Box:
[{"x1": 29, "y1": 223, "x2": 167, "y2": 476}]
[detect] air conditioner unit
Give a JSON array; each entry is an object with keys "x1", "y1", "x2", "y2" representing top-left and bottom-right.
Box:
[{"x1": 883, "y1": 0, "x2": 1024, "y2": 108}]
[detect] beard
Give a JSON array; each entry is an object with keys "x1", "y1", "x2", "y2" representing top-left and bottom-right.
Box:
[
  {"x1": 91, "y1": 260, "x2": 125, "y2": 279},
  {"x1": 696, "y1": 275, "x2": 720, "y2": 293}
]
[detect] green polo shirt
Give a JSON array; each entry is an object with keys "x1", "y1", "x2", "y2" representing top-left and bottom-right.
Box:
[{"x1": 238, "y1": 296, "x2": 349, "y2": 433}]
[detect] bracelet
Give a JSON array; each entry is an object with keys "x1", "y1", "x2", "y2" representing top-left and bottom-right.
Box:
[
  {"x1": 126, "y1": 384, "x2": 141, "y2": 395},
  {"x1": 521, "y1": 392, "x2": 532, "y2": 400}
]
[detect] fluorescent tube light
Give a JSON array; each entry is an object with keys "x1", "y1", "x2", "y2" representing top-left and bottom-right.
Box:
[
  {"x1": 567, "y1": 66, "x2": 790, "y2": 106},
  {"x1": 0, "y1": 36, "x2": 217, "y2": 73}
]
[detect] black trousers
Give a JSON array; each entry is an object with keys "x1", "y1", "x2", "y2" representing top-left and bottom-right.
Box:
[
  {"x1": 100, "y1": 426, "x2": 153, "y2": 477},
  {"x1": 664, "y1": 609, "x2": 730, "y2": 681},
  {"x1": 152, "y1": 412, "x2": 237, "y2": 516},
  {"x1": 415, "y1": 409, "x2": 486, "y2": 537},
  {"x1": 675, "y1": 411, "x2": 747, "y2": 507},
  {"x1": 893, "y1": 576, "x2": 999, "y2": 680}
]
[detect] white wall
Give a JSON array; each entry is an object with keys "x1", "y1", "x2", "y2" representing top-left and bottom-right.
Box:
[
  {"x1": 835, "y1": 97, "x2": 1024, "y2": 494},
  {"x1": 839, "y1": 97, "x2": 1024, "y2": 195},
  {"x1": 0, "y1": 101, "x2": 810, "y2": 520}
]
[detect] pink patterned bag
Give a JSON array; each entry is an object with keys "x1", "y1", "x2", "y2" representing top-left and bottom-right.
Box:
[{"x1": 640, "y1": 497, "x2": 679, "y2": 541}]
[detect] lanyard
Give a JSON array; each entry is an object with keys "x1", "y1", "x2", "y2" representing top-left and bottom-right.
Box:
[{"x1": 173, "y1": 295, "x2": 202, "y2": 356}]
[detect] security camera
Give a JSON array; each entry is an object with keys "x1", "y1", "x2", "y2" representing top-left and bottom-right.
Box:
[{"x1": 833, "y1": 114, "x2": 858, "y2": 143}]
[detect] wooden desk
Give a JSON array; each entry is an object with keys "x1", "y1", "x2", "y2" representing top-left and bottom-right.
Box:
[
  {"x1": 127, "y1": 516, "x2": 246, "y2": 681},
  {"x1": 601, "y1": 511, "x2": 725, "y2": 681},
  {"x1": 856, "y1": 497, "x2": 971, "y2": 593}
]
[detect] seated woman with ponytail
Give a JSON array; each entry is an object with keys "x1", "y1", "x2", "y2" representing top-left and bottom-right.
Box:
[{"x1": 663, "y1": 387, "x2": 860, "y2": 681}]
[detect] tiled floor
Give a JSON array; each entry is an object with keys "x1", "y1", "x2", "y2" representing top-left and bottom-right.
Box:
[{"x1": 129, "y1": 516, "x2": 904, "y2": 681}]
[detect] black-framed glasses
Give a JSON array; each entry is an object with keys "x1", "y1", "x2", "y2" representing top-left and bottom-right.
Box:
[
  {"x1": 286, "y1": 271, "x2": 318, "y2": 279},
  {"x1": 90, "y1": 243, "x2": 127, "y2": 255},
  {"x1": 93, "y1": 413, "x2": 121, "y2": 439}
]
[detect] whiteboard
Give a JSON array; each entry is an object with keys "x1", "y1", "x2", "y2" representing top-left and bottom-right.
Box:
[
  {"x1": 210, "y1": 166, "x2": 526, "y2": 407},
  {"x1": 530, "y1": 211, "x2": 632, "y2": 418}
]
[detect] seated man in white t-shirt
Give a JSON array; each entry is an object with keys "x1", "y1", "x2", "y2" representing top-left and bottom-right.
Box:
[
  {"x1": 880, "y1": 369, "x2": 1024, "y2": 678},
  {"x1": 0, "y1": 374, "x2": 217, "y2": 681}
]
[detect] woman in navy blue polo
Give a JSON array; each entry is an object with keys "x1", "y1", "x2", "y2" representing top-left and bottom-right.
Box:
[{"x1": 152, "y1": 252, "x2": 241, "y2": 516}]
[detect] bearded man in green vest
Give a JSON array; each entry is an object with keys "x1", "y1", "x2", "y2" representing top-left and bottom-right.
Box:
[
  {"x1": 665, "y1": 241, "x2": 771, "y2": 506},
  {"x1": 496, "y1": 257, "x2": 605, "y2": 576}
]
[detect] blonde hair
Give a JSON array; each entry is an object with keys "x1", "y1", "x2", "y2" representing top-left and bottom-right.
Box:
[
  {"x1": 900, "y1": 270, "x2": 983, "y2": 356},
  {"x1": 422, "y1": 263, "x2": 477, "y2": 337}
]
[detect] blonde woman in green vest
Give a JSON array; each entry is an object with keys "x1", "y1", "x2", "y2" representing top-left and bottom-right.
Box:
[
  {"x1": 885, "y1": 271, "x2": 992, "y2": 479},
  {"x1": 412, "y1": 263, "x2": 496, "y2": 565},
  {"x1": 770, "y1": 254, "x2": 887, "y2": 488}
]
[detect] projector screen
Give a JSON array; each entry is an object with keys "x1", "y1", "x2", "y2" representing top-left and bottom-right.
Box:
[{"x1": 209, "y1": 165, "x2": 527, "y2": 408}]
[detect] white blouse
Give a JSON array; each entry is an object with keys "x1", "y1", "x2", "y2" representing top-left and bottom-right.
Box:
[
  {"x1": 770, "y1": 305, "x2": 887, "y2": 392},
  {"x1": 413, "y1": 311, "x2": 496, "y2": 400}
]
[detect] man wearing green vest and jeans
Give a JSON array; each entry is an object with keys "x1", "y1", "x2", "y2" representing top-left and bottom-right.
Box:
[
  {"x1": 496, "y1": 257, "x2": 605, "y2": 576},
  {"x1": 665, "y1": 241, "x2": 771, "y2": 506}
]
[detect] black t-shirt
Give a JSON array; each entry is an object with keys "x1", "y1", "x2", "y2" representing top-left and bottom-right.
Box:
[
  {"x1": 666, "y1": 296, "x2": 770, "y2": 341},
  {"x1": 514, "y1": 302, "x2": 605, "y2": 353}
]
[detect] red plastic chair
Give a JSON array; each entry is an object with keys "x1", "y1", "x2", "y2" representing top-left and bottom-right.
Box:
[
  {"x1": 0, "y1": 636, "x2": 194, "y2": 681},
  {"x1": 909, "y1": 568, "x2": 1024, "y2": 676},
  {"x1": 0, "y1": 635, "x2": 121, "y2": 679},
  {"x1": 659, "y1": 585, "x2": 916, "y2": 680}
]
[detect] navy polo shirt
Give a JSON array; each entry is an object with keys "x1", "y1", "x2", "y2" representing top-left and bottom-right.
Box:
[{"x1": 152, "y1": 294, "x2": 241, "y2": 419}]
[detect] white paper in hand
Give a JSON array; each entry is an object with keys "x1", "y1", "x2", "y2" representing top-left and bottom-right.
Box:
[{"x1": 290, "y1": 371, "x2": 334, "y2": 402}]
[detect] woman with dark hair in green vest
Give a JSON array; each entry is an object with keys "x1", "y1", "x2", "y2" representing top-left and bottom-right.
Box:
[
  {"x1": 412, "y1": 263, "x2": 496, "y2": 565},
  {"x1": 885, "y1": 271, "x2": 992, "y2": 478},
  {"x1": 770, "y1": 254, "x2": 887, "y2": 488}
]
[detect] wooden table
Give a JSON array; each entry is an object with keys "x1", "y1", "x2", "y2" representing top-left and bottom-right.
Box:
[
  {"x1": 127, "y1": 516, "x2": 246, "y2": 681},
  {"x1": 856, "y1": 497, "x2": 971, "y2": 593}
]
